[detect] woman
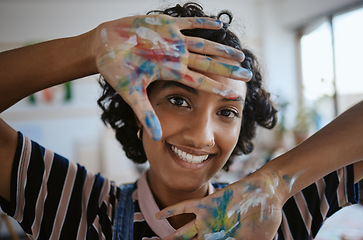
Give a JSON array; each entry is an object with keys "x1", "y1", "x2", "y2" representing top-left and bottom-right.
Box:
[{"x1": 0, "y1": 2, "x2": 362, "y2": 240}]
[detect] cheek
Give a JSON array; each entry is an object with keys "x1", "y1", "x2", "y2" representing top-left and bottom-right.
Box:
[
  {"x1": 155, "y1": 107, "x2": 187, "y2": 134},
  {"x1": 217, "y1": 121, "x2": 242, "y2": 155}
]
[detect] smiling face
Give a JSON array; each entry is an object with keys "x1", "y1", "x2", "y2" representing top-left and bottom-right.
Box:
[{"x1": 141, "y1": 71, "x2": 247, "y2": 204}]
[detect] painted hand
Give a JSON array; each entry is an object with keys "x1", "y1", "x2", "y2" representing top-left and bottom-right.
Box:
[
  {"x1": 95, "y1": 15, "x2": 252, "y2": 140},
  {"x1": 156, "y1": 174, "x2": 283, "y2": 240}
]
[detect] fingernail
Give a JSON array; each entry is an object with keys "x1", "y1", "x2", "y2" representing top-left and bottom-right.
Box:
[
  {"x1": 145, "y1": 111, "x2": 162, "y2": 141},
  {"x1": 232, "y1": 66, "x2": 253, "y2": 81}
]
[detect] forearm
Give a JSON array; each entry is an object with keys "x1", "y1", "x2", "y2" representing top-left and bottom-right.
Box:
[
  {"x1": 0, "y1": 30, "x2": 98, "y2": 112},
  {"x1": 261, "y1": 101, "x2": 363, "y2": 203}
]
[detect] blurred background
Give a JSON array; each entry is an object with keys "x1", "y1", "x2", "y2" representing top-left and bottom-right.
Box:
[{"x1": 1, "y1": 0, "x2": 363, "y2": 239}]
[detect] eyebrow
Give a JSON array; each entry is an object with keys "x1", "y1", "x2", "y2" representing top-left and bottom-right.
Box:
[
  {"x1": 159, "y1": 81, "x2": 244, "y2": 104},
  {"x1": 159, "y1": 81, "x2": 198, "y2": 95}
]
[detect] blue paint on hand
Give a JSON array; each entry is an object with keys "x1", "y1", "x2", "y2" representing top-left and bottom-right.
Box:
[{"x1": 145, "y1": 111, "x2": 162, "y2": 141}]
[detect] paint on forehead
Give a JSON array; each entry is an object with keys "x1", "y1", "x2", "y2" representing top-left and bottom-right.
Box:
[{"x1": 212, "y1": 88, "x2": 239, "y2": 100}]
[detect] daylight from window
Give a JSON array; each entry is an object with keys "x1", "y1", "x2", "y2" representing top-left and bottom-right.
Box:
[
  {"x1": 300, "y1": 6, "x2": 363, "y2": 124},
  {"x1": 301, "y1": 22, "x2": 334, "y2": 102},
  {"x1": 334, "y1": 7, "x2": 363, "y2": 96}
]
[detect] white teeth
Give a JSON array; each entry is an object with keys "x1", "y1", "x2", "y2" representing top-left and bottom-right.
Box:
[{"x1": 171, "y1": 145, "x2": 209, "y2": 164}]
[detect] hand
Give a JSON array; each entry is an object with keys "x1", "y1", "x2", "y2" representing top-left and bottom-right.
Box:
[
  {"x1": 156, "y1": 173, "x2": 283, "y2": 240},
  {"x1": 94, "y1": 15, "x2": 252, "y2": 140}
]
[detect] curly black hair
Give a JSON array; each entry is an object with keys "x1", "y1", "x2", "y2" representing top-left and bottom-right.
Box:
[{"x1": 97, "y1": 2, "x2": 278, "y2": 171}]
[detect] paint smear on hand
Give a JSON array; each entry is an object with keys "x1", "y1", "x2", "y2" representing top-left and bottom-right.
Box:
[{"x1": 204, "y1": 230, "x2": 235, "y2": 240}]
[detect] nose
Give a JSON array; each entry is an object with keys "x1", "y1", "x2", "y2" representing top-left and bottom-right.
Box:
[{"x1": 182, "y1": 110, "x2": 215, "y2": 149}]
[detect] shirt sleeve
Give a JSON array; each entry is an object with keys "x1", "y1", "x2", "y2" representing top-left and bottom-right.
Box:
[
  {"x1": 0, "y1": 132, "x2": 119, "y2": 240},
  {"x1": 277, "y1": 164, "x2": 360, "y2": 240}
]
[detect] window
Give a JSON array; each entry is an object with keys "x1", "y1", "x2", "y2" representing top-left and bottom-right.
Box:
[
  {"x1": 333, "y1": 7, "x2": 363, "y2": 114},
  {"x1": 300, "y1": 6, "x2": 363, "y2": 130}
]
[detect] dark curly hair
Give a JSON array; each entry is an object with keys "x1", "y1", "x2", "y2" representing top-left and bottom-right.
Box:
[{"x1": 97, "y1": 2, "x2": 278, "y2": 171}]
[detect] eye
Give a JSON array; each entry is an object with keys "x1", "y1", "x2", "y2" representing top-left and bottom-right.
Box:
[
  {"x1": 168, "y1": 96, "x2": 190, "y2": 108},
  {"x1": 218, "y1": 109, "x2": 239, "y2": 118}
]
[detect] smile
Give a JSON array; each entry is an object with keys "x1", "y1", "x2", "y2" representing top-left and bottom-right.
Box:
[{"x1": 170, "y1": 145, "x2": 210, "y2": 164}]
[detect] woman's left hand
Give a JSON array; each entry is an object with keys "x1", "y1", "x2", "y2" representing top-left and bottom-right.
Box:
[{"x1": 157, "y1": 173, "x2": 284, "y2": 240}]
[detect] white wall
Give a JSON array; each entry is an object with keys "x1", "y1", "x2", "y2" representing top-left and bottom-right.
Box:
[{"x1": 277, "y1": 0, "x2": 362, "y2": 29}]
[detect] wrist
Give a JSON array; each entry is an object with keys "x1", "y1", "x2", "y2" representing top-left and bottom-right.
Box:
[
  {"x1": 73, "y1": 29, "x2": 99, "y2": 76},
  {"x1": 255, "y1": 158, "x2": 296, "y2": 205}
]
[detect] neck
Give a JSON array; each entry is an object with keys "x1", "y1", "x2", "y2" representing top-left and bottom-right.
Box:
[{"x1": 146, "y1": 170, "x2": 209, "y2": 229}]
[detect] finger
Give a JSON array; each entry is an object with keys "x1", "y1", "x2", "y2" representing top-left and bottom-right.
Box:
[
  {"x1": 175, "y1": 70, "x2": 240, "y2": 100},
  {"x1": 185, "y1": 36, "x2": 245, "y2": 62},
  {"x1": 128, "y1": 93, "x2": 162, "y2": 141},
  {"x1": 188, "y1": 53, "x2": 252, "y2": 81},
  {"x1": 163, "y1": 220, "x2": 198, "y2": 240},
  {"x1": 175, "y1": 17, "x2": 222, "y2": 30},
  {"x1": 156, "y1": 199, "x2": 201, "y2": 219}
]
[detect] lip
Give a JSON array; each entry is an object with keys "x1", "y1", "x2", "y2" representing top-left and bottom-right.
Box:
[{"x1": 166, "y1": 142, "x2": 216, "y2": 170}]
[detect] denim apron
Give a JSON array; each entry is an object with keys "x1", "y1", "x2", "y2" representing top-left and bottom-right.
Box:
[{"x1": 112, "y1": 183, "x2": 136, "y2": 240}]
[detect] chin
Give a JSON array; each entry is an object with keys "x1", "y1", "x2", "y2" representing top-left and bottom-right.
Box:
[{"x1": 166, "y1": 175, "x2": 209, "y2": 193}]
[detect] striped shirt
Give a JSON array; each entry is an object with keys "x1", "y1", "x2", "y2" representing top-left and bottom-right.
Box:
[{"x1": 0, "y1": 132, "x2": 359, "y2": 239}]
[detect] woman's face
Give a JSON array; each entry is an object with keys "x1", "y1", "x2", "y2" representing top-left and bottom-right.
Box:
[{"x1": 142, "y1": 70, "x2": 247, "y2": 196}]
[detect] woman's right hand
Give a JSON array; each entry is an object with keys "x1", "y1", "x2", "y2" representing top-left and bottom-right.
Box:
[
  {"x1": 93, "y1": 15, "x2": 252, "y2": 141},
  {"x1": 157, "y1": 171, "x2": 284, "y2": 240}
]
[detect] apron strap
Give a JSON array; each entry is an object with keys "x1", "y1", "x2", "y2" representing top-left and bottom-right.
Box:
[{"x1": 112, "y1": 183, "x2": 136, "y2": 240}]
